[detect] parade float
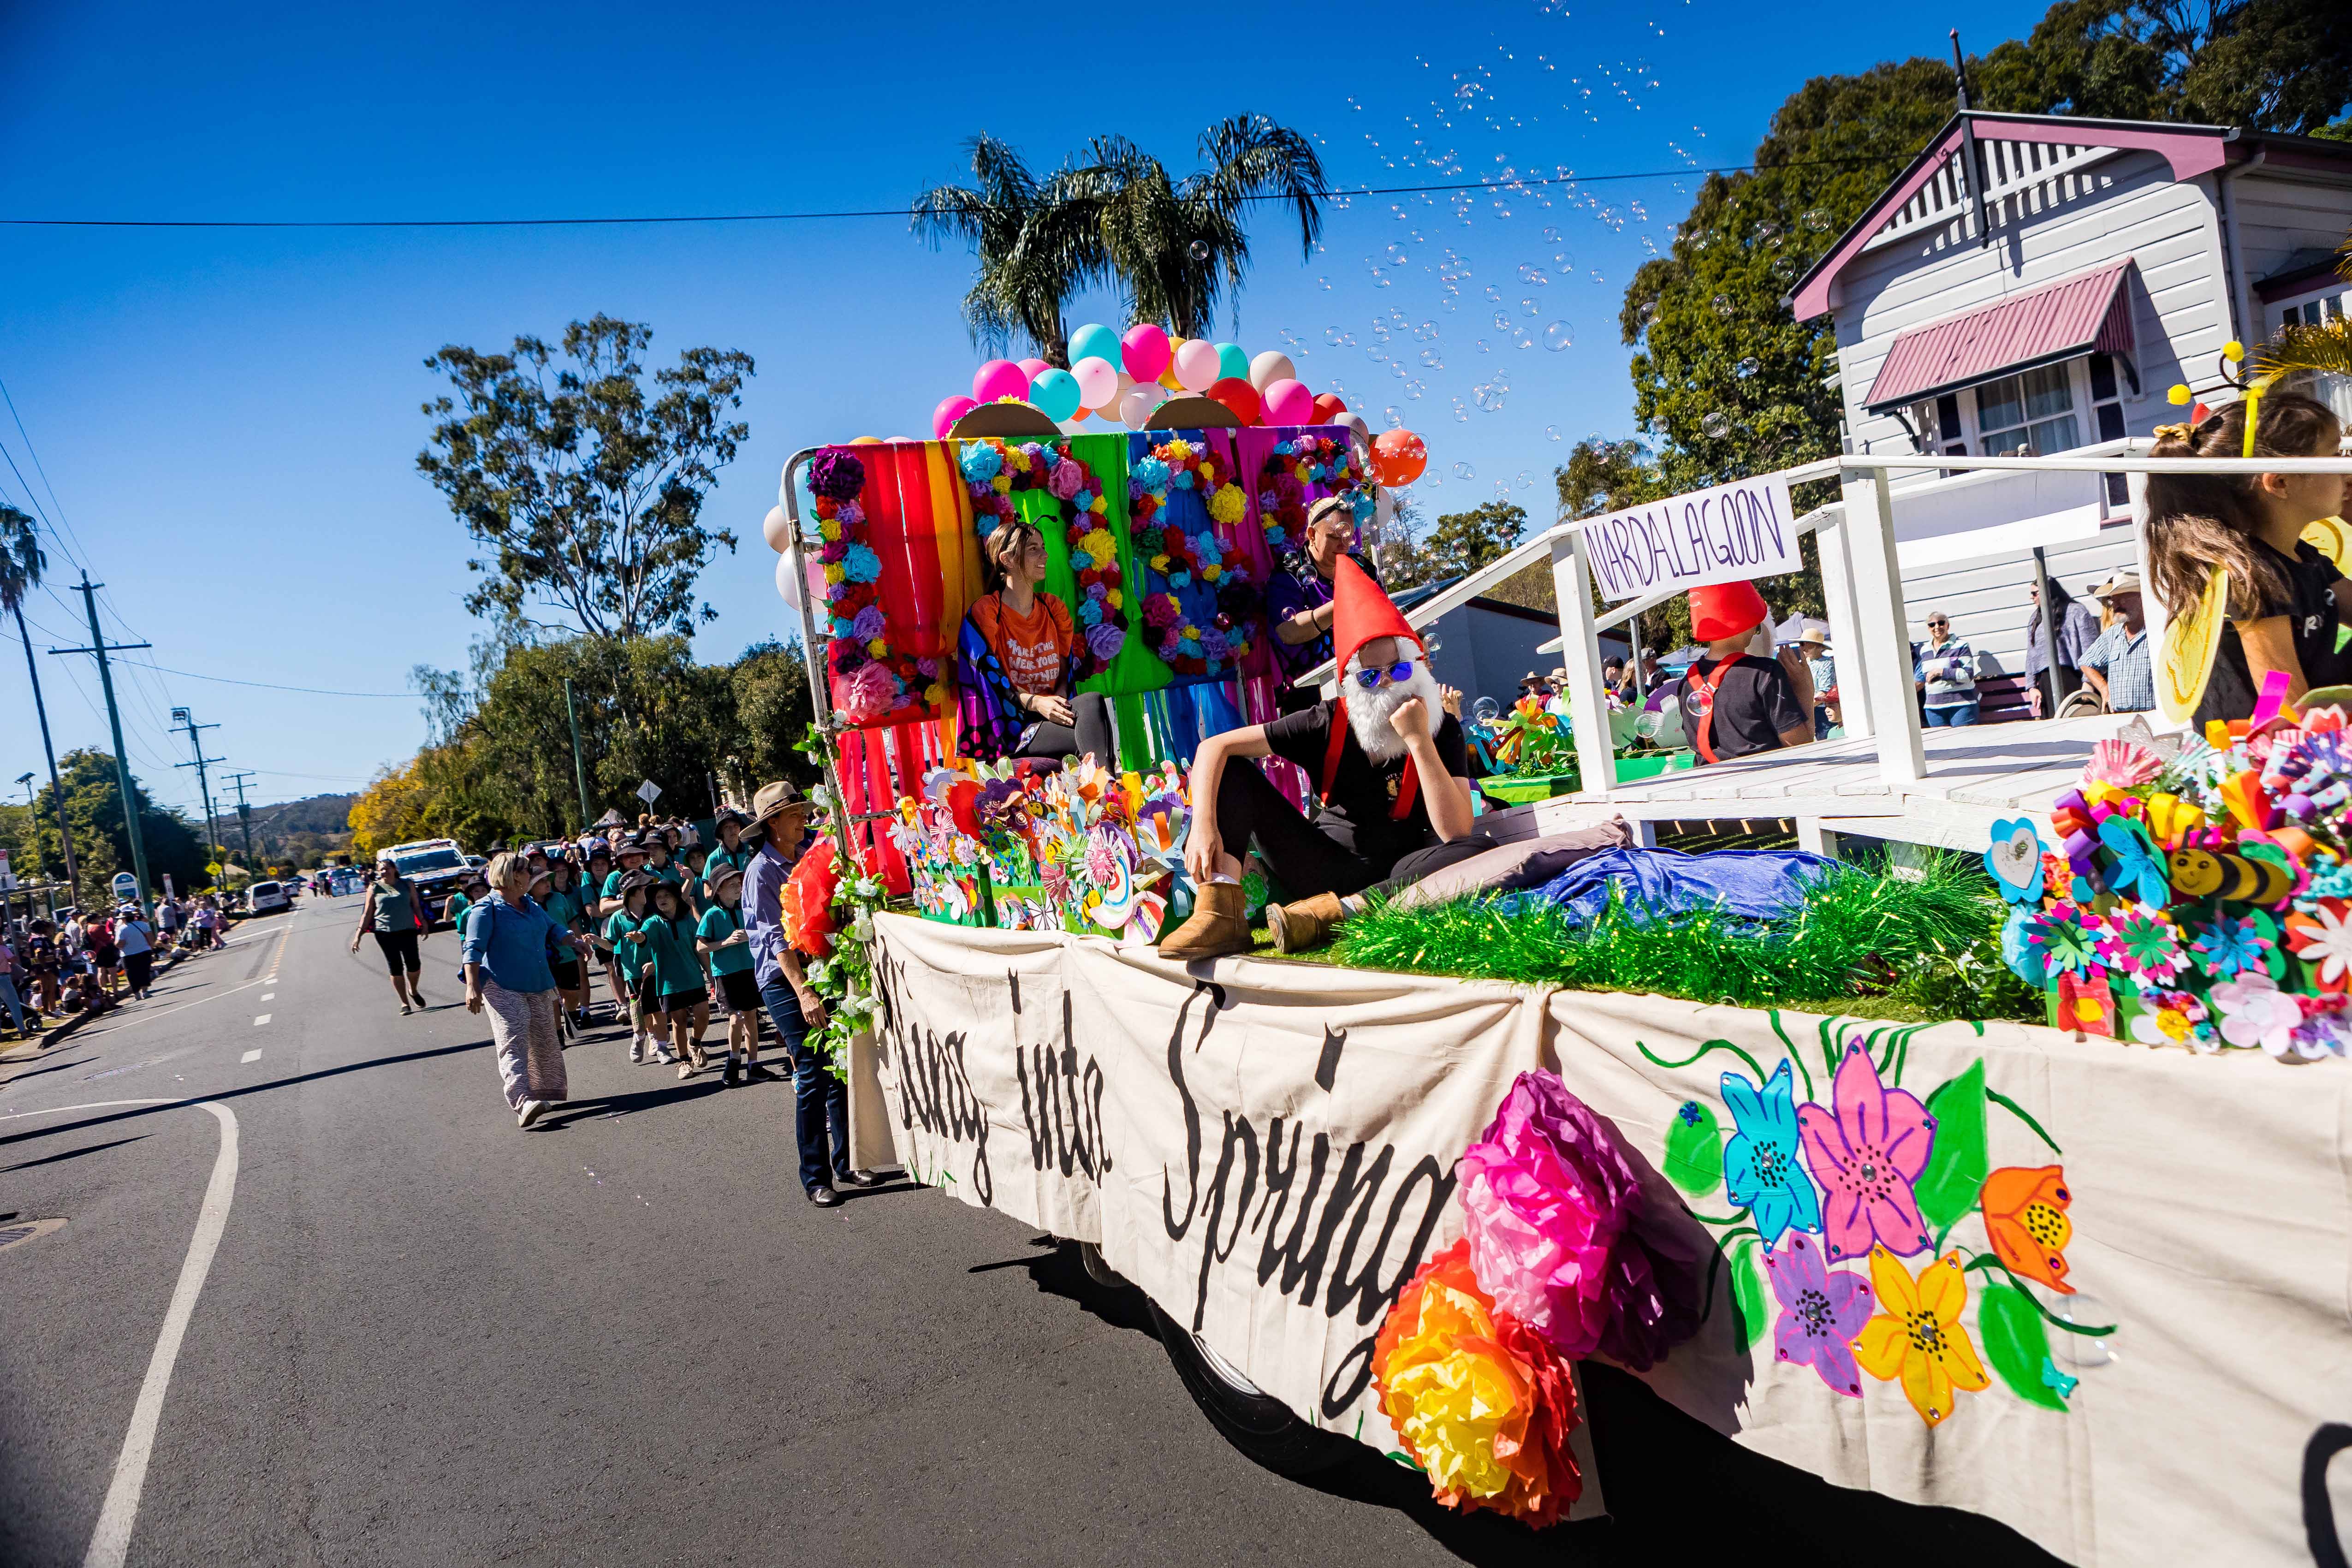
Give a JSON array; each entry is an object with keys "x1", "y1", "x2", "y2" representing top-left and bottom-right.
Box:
[{"x1": 764, "y1": 338, "x2": 2352, "y2": 1567}]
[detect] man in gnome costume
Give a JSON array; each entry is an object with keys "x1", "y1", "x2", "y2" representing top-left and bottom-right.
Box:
[
  {"x1": 1676, "y1": 579, "x2": 1815, "y2": 764},
  {"x1": 1158, "y1": 558, "x2": 1494, "y2": 961}
]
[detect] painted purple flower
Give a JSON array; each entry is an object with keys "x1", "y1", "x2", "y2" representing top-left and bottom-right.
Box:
[
  {"x1": 809, "y1": 449, "x2": 866, "y2": 500},
  {"x1": 1762, "y1": 1232, "x2": 1874, "y2": 1396},
  {"x1": 1796, "y1": 1041, "x2": 1936, "y2": 1262}
]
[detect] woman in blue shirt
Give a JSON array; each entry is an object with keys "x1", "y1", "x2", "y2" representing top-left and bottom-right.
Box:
[{"x1": 462, "y1": 851, "x2": 577, "y2": 1128}]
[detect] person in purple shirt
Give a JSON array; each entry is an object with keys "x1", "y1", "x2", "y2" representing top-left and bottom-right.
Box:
[
  {"x1": 1267, "y1": 494, "x2": 1380, "y2": 714},
  {"x1": 742, "y1": 778, "x2": 879, "y2": 1208}
]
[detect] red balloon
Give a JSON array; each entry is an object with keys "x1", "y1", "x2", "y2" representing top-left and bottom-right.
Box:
[
  {"x1": 1206, "y1": 375, "x2": 1262, "y2": 426},
  {"x1": 1369, "y1": 428, "x2": 1428, "y2": 487},
  {"x1": 1311, "y1": 392, "x2": 1349, "y2": 423}
]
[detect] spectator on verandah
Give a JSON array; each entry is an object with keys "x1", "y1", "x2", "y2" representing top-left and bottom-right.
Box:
[
  {"x1": 2025, "y1": 578, "x2": 2101, "y2": 717},
  {"x1": 2079, "y1": 571, "x2": 2155, "y2": 714},
  {"x1": 1913, "y1": 611, "x2": 1980, "y2": 727}
]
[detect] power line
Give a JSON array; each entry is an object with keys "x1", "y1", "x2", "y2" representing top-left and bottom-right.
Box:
[
  {"x1": 0, "y1": 154, "x2": 1903, "y2": 231},
  {"x1": 0, "y1": 374, "x2": 87, "y2": 572},
  {"x1": 110, "y1": 659, "x2": 413, "y2": 698}
]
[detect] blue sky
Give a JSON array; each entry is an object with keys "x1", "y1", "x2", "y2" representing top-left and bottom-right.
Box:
[{"x1": 0, "y1": 0, "x2": 2053, "y2": 818}]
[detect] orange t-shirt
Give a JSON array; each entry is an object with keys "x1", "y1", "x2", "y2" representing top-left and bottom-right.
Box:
[{"x1": 972, "y1": 593, "x2": 1076, "y2": 695}]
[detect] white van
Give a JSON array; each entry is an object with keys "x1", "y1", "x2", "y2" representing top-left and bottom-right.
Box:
[{"x1": 246, "y1": 880, "x2": 290, "y2": 914}]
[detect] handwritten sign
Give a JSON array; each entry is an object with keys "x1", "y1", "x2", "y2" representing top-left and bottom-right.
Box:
[{"x1": 1579, "y1": 472, "x2": 1799, "y2": 602}]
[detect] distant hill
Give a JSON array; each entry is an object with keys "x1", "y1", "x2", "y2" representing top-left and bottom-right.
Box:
[
  {"x1": 238, "y1": 792, "x2": 360, "y2": 869},
  {"x1": 248, "y1": 792, "x2": 360, "y2": 836}
]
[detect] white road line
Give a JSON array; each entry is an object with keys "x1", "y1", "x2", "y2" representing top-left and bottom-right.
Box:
[
  {"x1": 239, "y1": 1049, "x2": 261, "y2": 1063},
  {"x1": 260, "y1": 993, "x2": 274, "y2": 1001},
  {"x1": 251, "y1": 1015, "x2": 271, "y2": 1026},
  {"x1": 5, "y1": 1099, "x2": 239, "y2": 1568}
]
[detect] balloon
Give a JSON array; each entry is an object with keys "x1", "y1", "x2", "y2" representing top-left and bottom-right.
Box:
[
  {"x1": 974, "y1": 359, "x2": 1028, "y2": 403},
  {"x1": 1335, "y1": 411, "x2": 1371, "y2": 449},
  {"x1": 1118, "y1": 384, "x2": 1169, "y2": 429},
  {"x1": 1214, "y1": 342, "x2": 1250, "y2": 383},
  {"x1": 775, "y1": 549, "x2": 803, "y2": 611},
  {"x1": 1369, "y1": 428, "x2": 1429, "y2": 487},
  {"x1": 1072, "y1": 356, "x2": 1120, "y2": 410},
  {"x1": 1121, "y1": 323, "x2": 1171, "y2": 383},
  {"x1": 1016, "y1": 356, "x2": 1051, "y2": 380},
  {"x1": 1260, "y1": 378, "x2": 1313, "y2": 426},
  {"x1": 1159, "y1": 336, "x2": 1188, "y2": 389},
  {"x1": 1374, "y1": 486, "x2": 1398, "y2": 531},
  {"x1": 932, "y1": 394, "x2": 978, "y2": 439},
  {"x1": 1206, "y1": 376, "x2": 1261, "y2": 425},
  {"x1": 1069, "y1": 323, "x2": 1121, "y2": 369},
  {"x1": 1249, "y1": 350, "x2": 1297, "y2": 391},
  {"x1": 849, "y1": 435, "x2": 883, "y2": 445},
  {"x1": 1312, "y1": 392, "x2": 1349, "y2": 422},
  {"x1": 1068, "y1": 403, "x2": 1092, "y2": 422},
  {"x1": 1030, "y1": 367, "x2": 1082, "y2": 423},
  {"x1": 762, "y1": 504, "x2": 794, "y2": 553},
  {"x1": 1174, "y1": 338, "x2": 1222, "y2": 392}
]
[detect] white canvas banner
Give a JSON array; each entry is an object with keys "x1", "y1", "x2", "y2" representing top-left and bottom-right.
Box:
[{"x1": 1579, "y1": 472, "x2": 1800, "y2": 602}]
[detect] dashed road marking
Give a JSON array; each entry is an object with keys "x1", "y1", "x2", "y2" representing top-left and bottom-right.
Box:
[
  {"x1": 239, "y1": 1049, "x2": 261, "y2": 1063},
  {"x1": 251, "y1": 1015, "x2": 271, "y2": 1027},
  {"x1": 260, "y1": 993, "x2": 274, "y2": 1001}
]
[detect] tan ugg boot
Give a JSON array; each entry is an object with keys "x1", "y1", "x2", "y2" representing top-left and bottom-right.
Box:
[
  {"x1": 1265, "y1": 891, "x2": 1346, "y2": 955},
  {"x1": 1156, "y1": 881, "x2": 1253, "y2": 961}
]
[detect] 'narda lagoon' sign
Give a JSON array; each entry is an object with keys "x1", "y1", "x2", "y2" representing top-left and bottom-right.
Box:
[{"x1": 1579, "y1": 472, "x2": 1799, "y2": 602}]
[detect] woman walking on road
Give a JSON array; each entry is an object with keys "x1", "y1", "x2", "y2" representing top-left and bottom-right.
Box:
[
  {"x1": 350, "y1": 857, "x2": 430, "y2": 1013},
  {"x1": 115, "y1": 903, "x2": 157, "y2": 1001},
  {"x1": 463, "y1": 851, "x2": 574, "y2": 1129}
]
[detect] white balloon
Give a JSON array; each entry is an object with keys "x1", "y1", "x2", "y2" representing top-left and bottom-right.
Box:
[
  {"x1": 1119, "y1": 384, "x2": 1169, "y2": 429},
  {"x1": 774, "y1": 549, "x2": 803, "y2": 611},
  {"x1": 1072, "y1": 356, "x2": 1121, "y2": 410},
  {"x1": 762, "y1": 504, "x2": 794, "y2": 554},
  {"x1": 1248, "y1": 350, "x2": 1297, "y2": 391},
  {"x1": 1335, "y1": 411, "x2": 1371, "y2": 446},
  {"x1": 1374, "y1": 486, "x2": 1397, "y2": 529}
]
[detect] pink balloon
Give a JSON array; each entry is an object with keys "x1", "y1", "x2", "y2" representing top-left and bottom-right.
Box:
[
  {"x1": 1173, "y1": 338, "x2": 1222, "y2": 392},
  {"x1": 1016, "y1": 357, "x2": 1051, "y2": 380},
  {"x1": 973, "y1": 359, "x2": 1028, "y2": 403},
  {"x1": 1260, "y1": 378, "x2": 1313, "y2": 427},
  {"x1": 1121, "y1": 324, "x2": 1170, "y2": 383},
  {"x1": 1072, "y1": 356, "x2": 1120, "y2": 410},
  {"x1": 933, "y1": 394, "x2": 978, "y2": 438}
]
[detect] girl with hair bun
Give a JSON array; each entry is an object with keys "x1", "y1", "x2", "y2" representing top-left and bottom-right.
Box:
[{"x1": 2145, "y1": 391, "x2": 2349, "y2": 725}]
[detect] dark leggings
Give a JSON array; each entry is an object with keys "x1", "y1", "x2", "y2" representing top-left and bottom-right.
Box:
[
  {"x1": 1212, "y1": 757, "x2": 1500, "y2": 901},
  {"x1": 1014, "y1": 690, "x2": 1116, "y2": 769},
  {"x1": 374, "y1": 929, "x2": 421, "y2": 976}
]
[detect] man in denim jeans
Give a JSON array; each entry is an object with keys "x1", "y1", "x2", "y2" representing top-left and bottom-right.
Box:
[{"x1": 742, "y1": 779, "x2": 878, "y2": 1209}]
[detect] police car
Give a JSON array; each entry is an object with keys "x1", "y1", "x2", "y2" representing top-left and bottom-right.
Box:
[{"x1": 380, "y1": 838, "x2": 474, "y2": 928}]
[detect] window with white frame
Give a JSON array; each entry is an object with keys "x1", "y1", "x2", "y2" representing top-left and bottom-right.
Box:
[
  {"x1": 2269, "y1": 283, "x2": 2349, "y2": 335},
  {"x1": 1907, "y1": 354, "x2": 2128, "y2": 457}
]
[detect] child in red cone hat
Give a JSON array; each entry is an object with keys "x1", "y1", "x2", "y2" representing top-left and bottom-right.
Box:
[{"x1": 1675, "y1": 580, "x2": 1816, "y2": 764}]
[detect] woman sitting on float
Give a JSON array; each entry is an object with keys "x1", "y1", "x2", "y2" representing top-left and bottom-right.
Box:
[{"x1": 954, "y1": 517, "x2": 1119, "y2": 768}]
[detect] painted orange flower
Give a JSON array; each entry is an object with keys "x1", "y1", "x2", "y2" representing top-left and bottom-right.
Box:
[
  {"x1": 1851, "y1": 1246, "x2": 1990, "y2": 1427},
  {"x1": 1979, "y1": 1164, "x2": 2075, "y2": 1295}
]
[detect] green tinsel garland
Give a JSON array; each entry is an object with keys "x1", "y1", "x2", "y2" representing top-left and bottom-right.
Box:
[{"x1": 1330, "y1": 856, "x2": 2028, "y2": 1017}]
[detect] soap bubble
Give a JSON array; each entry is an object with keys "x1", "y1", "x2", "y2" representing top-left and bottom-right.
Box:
[
  {"x1": 1803, "y1": 207, "x2": 1833, "y2": 232},
  {"x1": 1415, "y1": 319, "x2": 1438, "y2": 340},
  {"x1": 1372, "y1": 270, "x2": 1393, "y2": 289},
  {"x1": 1318, "y1": 276, "x2": 1332, "y2": 290},
  {"x1": 1324, "y1": 327, "x2": 1343, "y2": 345},
  {"x1": 1553, "y1": 249, "x2": 1574, "y2": 270},
  {"x1": 1542, "y1": 226, "x2": 1562, "y2": 244},
  {"x1": 1384, "y1": 405, "x2": 1403, "y2": 427},
  {"x1": 1190, "y1": 240, "x2": 1211, "y2": 261},
  {"x1": 1542, "y1": 320, "x2": 1575, "y2": 350},
  {"x1": 1638, "y1": 301, "x2": 1657, "y2": 324},
  {"x1": 1510, "y1": 325, "x2": 1533, "y2": 349},
  {"x1": 1474, "y1": 338, "x2": 1491, "y2": 353},
  {"x1": 1420, "y1": 347, "x2": 1443, "y2": 368},
  {"x1": 1521, "y1": 297, "x2": 1539, "y2": 316},
  {"x1": 1712, "y1": 294, "x2": 1735, "y2": 318},
  {"x1": 1735, "y1": 356, "x2": 1761, "y2": 379},
  {"x1": 1701, "y1": 411, "x2": 1732, "y2": 439},
  {"x1": 1544, "y1": 424, "x2": 1562, "y2": 440},
  {"x1": 1754, "y1": 221, "x2": 1781, "y2": 245},
  {"x1": 1493, "y1": 309, "x2": 1512, "y2": 330},
  {"x1": 1385, "y1": 242, "x2": 1408, "y2": 265},
  {"x1": 1516, "y1": 470, "x2": 1532, "y2": 488},
  {"x1": 1453, "y1": 461, "x2": 1476, "y2": 480},
  {"x1": 1518, "y1": 263, "x2": 1548, "y2": 285}
]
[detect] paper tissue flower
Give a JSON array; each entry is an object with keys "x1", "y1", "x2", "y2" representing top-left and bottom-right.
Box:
[
  {"x1": 1762, "y1": 1232, "x2": 1874, "y2": 1396},
  {"x1": 1979, "y1": 1165, "x2": 2074, "y2": 1294},
  {"x1": 2210, "y1": 971, "x2": 2306, "y2": 1055},
  {"x1": 2084, "y1": 736, "x2": 2164, "y2": 788},
  {"x1": 1456, "y1": 1069, "x2": 1644, "y2": 1360},
  {"x1": 1372, "y1": 1239, "x2": 1582, "y2": 1527},
  {"x1": 1850, "y1": 1247, "x2": 1990, "y2": 1427},
  {"x1": 1795, "y1": 1040, "x2": 1936, "y2": 1263},
  {"x1": 2284, "y1": 898, "x2": 2352, "y2": 992},
  {"x1": 808, "y1": 449, "x2": 866, "y2": 500},
  {"x1": 837, "y1": 659, "x2": 903, "y2": 721}
]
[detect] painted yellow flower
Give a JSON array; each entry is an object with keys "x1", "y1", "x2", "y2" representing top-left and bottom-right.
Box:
[{"x1": 1852, "y1": 1247, "x2": 1990, "y2": 1426}]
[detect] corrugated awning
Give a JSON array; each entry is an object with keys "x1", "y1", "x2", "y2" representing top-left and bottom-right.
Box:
[{"x1": 1863, "y1": 261, "x2": 2136, "y2": 412}]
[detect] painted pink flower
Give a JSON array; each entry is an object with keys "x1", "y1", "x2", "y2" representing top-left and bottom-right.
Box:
[
  {"x1": 1796, "y1": 1040, "x2": 1936, "y2": 1263},
  {"x1": 1762, "y1": 1232, "x2": 1874, "y2": 1396}
]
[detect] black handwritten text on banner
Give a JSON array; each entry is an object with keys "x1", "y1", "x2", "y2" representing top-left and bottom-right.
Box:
[{"x1": 1578, "y1": 473, "x2": 1798, "y2": 603}]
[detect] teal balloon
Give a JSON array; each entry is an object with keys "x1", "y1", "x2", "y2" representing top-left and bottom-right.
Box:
[
  {"x1": 1215, "y1": 342, "x2": 1250, "y2": 382},
  {"x1": 1030, "y1": 367, "x2": 1082, "y2": 422},
  {"x1": 1068, "y1": 323, "x2": 1122, "y2": 369}
]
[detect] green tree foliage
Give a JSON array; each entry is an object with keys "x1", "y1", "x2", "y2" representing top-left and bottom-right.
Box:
[
  {"x1": 1383, "y1": 501, "x2": 1529, "y2": 592},
  {"x1": 911, "y1": 116, "x2": 1328, "y2": 360},
  {"x1": 0, "y1": 748, "x2": 206, "y2": 907},
  {"x1": 417, "y1": 315, "x2": 754, "y2": 641}
]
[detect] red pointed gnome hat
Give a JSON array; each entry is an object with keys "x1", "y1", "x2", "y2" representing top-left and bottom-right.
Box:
[
  {"x1": 1689, "y1": 579, "x2": 1769, "y2": 643},
  {"x1": 1331, "y1": 555, "x2": 1421, "y2": 677}
]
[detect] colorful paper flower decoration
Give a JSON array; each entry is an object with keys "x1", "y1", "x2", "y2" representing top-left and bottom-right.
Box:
[
  {"x1": 2084, "y1": 736, "x2": 2164, "y2": 788},
  {"x1": 2101, "y1": 908, "x2": 2187, "y2": 986},
  {"x1": 1129, "y1": 436, "x2": 1253, "y2": 679},
  {"x1": 1984, "y1": 818, "x2": 2047, "y2": 904},
  {"x1": 1851, "y1": 1246, "x2": 1990, "y2": 1427},
  {"x1": 1371, "y1": 1239, "x2": 1583, "y2": 1527},
  {"x1": 2210, "y1": 971, "x2": 2307, "y2": 1056},
  {"x1": 1761, "y1": 1232, "x2": 1874, "y2": 1397},
  {"x1": 1720, "y1": 1061, "x2": 1820, "y2": 1250},
  {"x1": 2284, "y1": 898, "x2": 2352, "y2": 993},
  {"x1": 1256, "y1": 433, "x2": 1365, "y2": 556},
  {"x1": 2187, "y1": 910, "x2": 2279, "y2": 981},
  {"x1": 2097, "y1": 815, "x2": 2171, "y2": 909},
  {"x1": 2055, "y1": 972, "x2": 2116, "y2": 1035},
  {"x1": 1794, "y1": 1040, "x2": 1935, "y2": 1262},
  {"x1": 1979, "y1": 1165, "x2": 2074, "y2": 1295}
]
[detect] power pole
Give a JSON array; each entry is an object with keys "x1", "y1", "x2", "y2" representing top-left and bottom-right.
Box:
[
  {"x1": 563, "y1": 677, "x2": 592, "y2": 833},
  {"x1": 171, "y1": 708, "x2": 226, "y2": 891},
  {"x1": 48, "y1": 573, "x2": 153, "y2": 914},
  {"x1": 11, "y1": 599, "x2": 79, "y2": 897},
  {"x1": 225, "y1": 770, "x2": 258, "y2": 876}
]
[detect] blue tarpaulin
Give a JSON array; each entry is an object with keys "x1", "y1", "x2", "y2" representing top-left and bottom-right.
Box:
[{"x1": 1527, "y1": 847, "x2": 1837, "y2": 927}]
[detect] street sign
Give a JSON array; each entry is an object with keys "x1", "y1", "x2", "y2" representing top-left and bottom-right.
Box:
[
  {"x1": 636, "y1": 779, "x2": 662, "y2": 805},
  {"x1": 112, "y1": 871, "x2": 140, "y2": 901}
]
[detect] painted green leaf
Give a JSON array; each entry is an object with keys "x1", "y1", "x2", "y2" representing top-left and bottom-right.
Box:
[
  {"x1": 1729, "y1": 1239, "x2": 1769, "y2": 1350},
  {"x1": 1978, "y1": 1284, "x2": 2068, "y2": 1411},
  {"x1": 1914, "y1": 1058, "x2": 1989, "y2": 1231},
  {"x1": 1664, "y1": 1099, "x2": 1724, "y2": 1195}
]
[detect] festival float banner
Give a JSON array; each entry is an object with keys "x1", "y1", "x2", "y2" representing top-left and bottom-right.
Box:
[
  {"x1": 1578, "y1": 471, "x2": 1800, "y2": 603},
  {"x1": 868, "y1": 914, "x2": 2352, "y2": 1562}
]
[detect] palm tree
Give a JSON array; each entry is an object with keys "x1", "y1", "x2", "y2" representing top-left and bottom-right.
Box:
[
  {"x1": 0, "y1": 503, "x2": 77, "y2": 897},
  {"x1": 911, "y1": 116, "x2": 1329, "y2": 362}
]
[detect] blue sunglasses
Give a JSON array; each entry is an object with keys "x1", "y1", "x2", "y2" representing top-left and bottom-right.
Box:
[{"x1": 1353, "y1": 659, "x2": 1417, "y2": 690}]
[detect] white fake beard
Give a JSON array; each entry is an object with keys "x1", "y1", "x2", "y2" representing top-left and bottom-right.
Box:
[{"x1": 1343, "y1": 654, "x2": 1443, "y2": 763}]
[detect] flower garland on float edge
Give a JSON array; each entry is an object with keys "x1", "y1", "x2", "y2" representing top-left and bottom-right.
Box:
[
  {"x1": 1257, "y1": 431, "x2": 1367, "y2": 557},
  {"x1": 808, "y1": 449, "x2": 939, "y2": 723},
  {"x1": 958, "y1": 437, "x2": 1126, "y2": 679},
  {"x1": 1128, "y1": 437, "x2": 1257, "y2": 679},
  {"x1": 786, "y1": 721, "x2": 892, "y2": 1078}
]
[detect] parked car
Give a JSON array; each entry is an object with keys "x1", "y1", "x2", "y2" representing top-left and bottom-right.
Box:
[{"x1": 245, "y1": 879, "x2": 291, "y2": 914}]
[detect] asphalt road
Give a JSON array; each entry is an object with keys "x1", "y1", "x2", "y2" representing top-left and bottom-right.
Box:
[{"x1": 0, "y1": 893, "x2": 2059, "y2": 1567}]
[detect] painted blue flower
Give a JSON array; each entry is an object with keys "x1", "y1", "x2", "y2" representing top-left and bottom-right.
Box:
[
  {"x1": 1722, "y1": 1059, "x2": 1822, "y2": 1249},
  {"x1": 2098, "y1": 814, "x2": 2170, "y2": 908}
]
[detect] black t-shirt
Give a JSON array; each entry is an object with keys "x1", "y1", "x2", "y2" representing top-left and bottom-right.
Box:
[
  {"x1": 1678, "y1": 653, "x2": 1806, "y2": 762},
  {"x1": 2194, "y1": 538, "x2": 2350, "y2": 728},
  {"x1": 1263, "y1": 700, "x2": 1469, "y2": 872}
]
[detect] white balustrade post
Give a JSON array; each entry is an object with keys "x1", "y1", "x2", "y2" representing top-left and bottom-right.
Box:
[
  {"x1": 1548, "y1": 531, "x2": 1617, "y2": 795},
  {"x1": 1814, "y1": 512, "x2": 1873, "y2": 741},
  {"x1": 1838, "y1": 466, "x2": 1926, "y2": 789}
]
